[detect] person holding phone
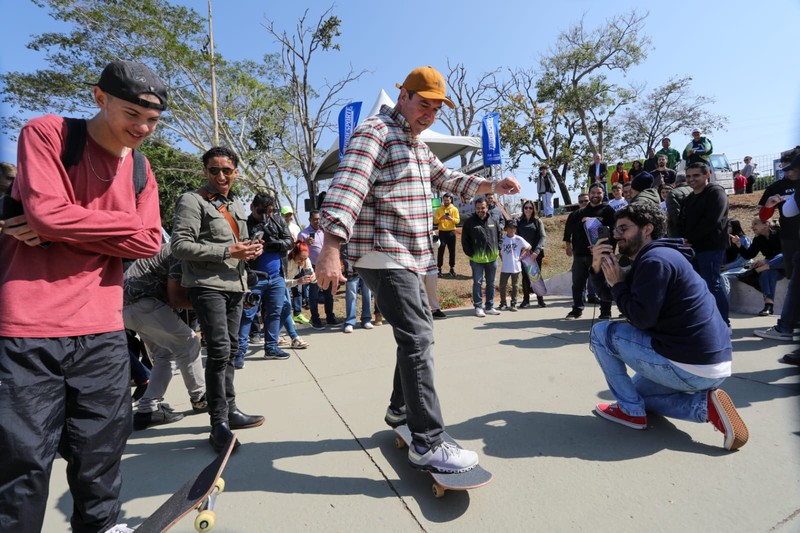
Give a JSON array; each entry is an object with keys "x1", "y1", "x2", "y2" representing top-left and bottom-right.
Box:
[
  {"x1": 171, "y1": 147, "x2": 266, "y2": 452},
  {"x1": 589, "y1": 202, "x2": 748, "y2": 451},
  {"x1": 235, "y1": 192, "x2": 294, "y2": 364}
]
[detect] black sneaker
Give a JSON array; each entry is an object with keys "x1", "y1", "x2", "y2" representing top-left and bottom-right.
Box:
[
  {"x1": 133, "y1": 404, "x2": 184, "y2": 431},
  {"x1": 519, "y1": 301, "x2": 530, "y2": 309},
  {"x1": 498, "y1": 303, "x2": 508, "y2": 311},
  {"x1": 449, "y1": 269, "x2": 456, "y2": 278},
  {"x1": 191, "y1": 393, "x2": 208, "y2": 413},
  {"x1": 432, "y1": 309, "x2": 447, "y2": 319},
  {"x1": 509, "y1": 305, "x2": 518, "y2": 312},
  {"x1": 384, "y1": 405, "x2": 407, "y2": 427},
  {"x1": 311, "y1": 320, "x2": 325, "y2": 331},
  {"x1": 264, "y1": 348, "x2": 291, "y2": 360},
  {"x1": 587, "y1": 296, "x2": 601, "y2": 304},
  {"x1": 598, "y1": 313, "x2": 612, "y2": 320},
  {"x1": 537, "y1": 296, "x2": 547, "y2": 308},
  {"x1": 565, "y1": 309, "x2": 583, "y2": 320},
  {"x1": 326, "y1": 317, "x2": 340, "y2": 326}
]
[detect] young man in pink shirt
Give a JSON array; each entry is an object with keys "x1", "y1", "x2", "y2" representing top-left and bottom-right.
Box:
[{"x1": 0, "y1": 61, "x2": 165, "y2": 533}]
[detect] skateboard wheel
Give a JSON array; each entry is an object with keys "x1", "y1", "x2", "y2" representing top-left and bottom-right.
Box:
[
  {"x1": 395, "y1": 437, "x2": 407, "y2": 449},
  {"x1": 215, "y1": 477, "x2": 225, "y2": 494},
  {"x1": 432, "y1": 483, "x2": 446, "y2": 498},
  {"x1": 195, "y1": 509, "x2": 216, "y2": 532}
]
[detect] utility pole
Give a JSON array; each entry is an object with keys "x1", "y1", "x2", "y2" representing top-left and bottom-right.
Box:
[{"x1": 207, "y1": 0, "x2": 220, "y2": 146}]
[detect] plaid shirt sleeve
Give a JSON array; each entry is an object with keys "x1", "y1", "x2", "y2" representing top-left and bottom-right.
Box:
[{"x1": 320, "y1": 106, "x2": 487, "y2": 273}]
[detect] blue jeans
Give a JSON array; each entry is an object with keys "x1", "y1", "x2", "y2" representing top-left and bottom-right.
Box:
[
  {"x1": 693, "y1": 249, "x2": 729, "y2": 324},
  {"x1": 237, "y1": 275, "x2": 286, "y2": 357},
  {"x1": 590, "y1": 321, "x2": 725, "y2": 420},
  {"x1": 309, "y1": 281, "x2": 334, "y2": 323},
  {"x1": 345, "y1": 275, "x2": 372, "y2": 327},
  {"x1": 470, "y1": 260, "x2": 497, "y2": 309},
  {"x1": 281, "y1": 287, "x2": 299, "y2": 340},
  {"x1": 358, "y1": 268, "x2": 444, "y2": 448}
]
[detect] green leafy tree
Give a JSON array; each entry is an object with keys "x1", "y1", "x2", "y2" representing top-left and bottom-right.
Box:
[
  {"x1": 137, "y1": 140, "x2": 205, "y2": 233},
  {"x1": 1, "y1": 0, "x2": 291, "y2": 197}
]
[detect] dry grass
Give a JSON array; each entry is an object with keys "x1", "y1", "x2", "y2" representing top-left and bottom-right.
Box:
[{"x1": 321, "y1": 191, "x2": 766, "y2": 315}]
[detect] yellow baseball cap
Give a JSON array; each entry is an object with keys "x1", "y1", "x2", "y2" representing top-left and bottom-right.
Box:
[{"x1": 396, "y1": 66, "x2": 454, "y2": 109}]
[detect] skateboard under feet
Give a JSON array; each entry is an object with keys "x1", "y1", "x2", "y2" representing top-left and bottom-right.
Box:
[{"x1": 392, "y1": 424, "x2": 493, "y2": 498}]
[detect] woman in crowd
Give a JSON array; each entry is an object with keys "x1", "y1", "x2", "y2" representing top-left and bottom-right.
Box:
[
  {"x1": 629, "y1": 160, "x2": 644, "y2": 178},
  {"x1": 516, "y1": 199, "x2": 547, "y2": 308},
  {"x1": 731, "y1": 218, "x2": 784, "y2": 316}
]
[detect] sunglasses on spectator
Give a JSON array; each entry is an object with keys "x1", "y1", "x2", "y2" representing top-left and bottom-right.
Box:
[{"x1": 207, "y1": 166, "x2": 236, "y2": 176}]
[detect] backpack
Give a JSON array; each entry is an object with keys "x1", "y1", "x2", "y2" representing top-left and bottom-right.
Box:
[{"x1": 62, "y1": 117, "x2": 147, "y2": 196}]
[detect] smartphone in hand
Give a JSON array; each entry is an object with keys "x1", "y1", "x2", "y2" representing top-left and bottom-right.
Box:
[{"x1": 596, "y1": 226, "x2": 611, "y2": 244}]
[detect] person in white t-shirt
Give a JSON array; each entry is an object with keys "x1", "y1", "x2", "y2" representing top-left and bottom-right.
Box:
[
  {"x1": 608, "y1": 183, "x2": 628, "y2": 212},
  {"x1": 498, "y1": 219, "x2": 532, "y2": 311}
]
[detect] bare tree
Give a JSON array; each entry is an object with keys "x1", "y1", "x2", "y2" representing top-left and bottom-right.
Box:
[
  {"x1": 263, "y1": 6, "x2": 368, "y2": 201},
  {"x1": 437, "y1": 61, "x2": 505, "y2": 168},
  {"x1": 618, "y1": 76, "x2": 727, "y2": 158}
]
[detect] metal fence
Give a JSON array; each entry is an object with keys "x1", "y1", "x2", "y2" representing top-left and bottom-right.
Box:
[{"x1": 728, "y1": 152, "x2": 783, "y2": 193}]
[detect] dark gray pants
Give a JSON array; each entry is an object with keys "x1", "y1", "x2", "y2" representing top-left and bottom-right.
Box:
[
  {"x1": 188, "y1": 288, "x2": 243, "y2": 426},
  {"x1": 0, "y1": 332, "x2": 131, "y2": 533},
  {"x1": 358, "y1": 268, "x2": 445, "y2": 448}
]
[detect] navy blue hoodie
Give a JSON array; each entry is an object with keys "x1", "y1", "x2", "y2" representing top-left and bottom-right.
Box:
[{"x1": 610, "y1": 238, "x2": 732, "y2": 365}]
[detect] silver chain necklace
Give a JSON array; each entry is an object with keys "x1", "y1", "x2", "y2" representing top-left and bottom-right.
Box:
[{"x1": 86, "y1": 141, "x2": 128, "y2": 182}]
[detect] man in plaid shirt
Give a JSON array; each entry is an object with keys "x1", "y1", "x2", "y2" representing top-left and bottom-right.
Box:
[{"x1": 315, "y1": 66, "x2": 520, "y2": 473}]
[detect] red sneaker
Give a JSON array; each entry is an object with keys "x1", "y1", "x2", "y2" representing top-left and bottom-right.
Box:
[
  {"x1": 707, "y1": 389, "x2": 749, "y2": 450},
  {"x1": 594, "y1": 403, "x2": 647, "y2": 430}
]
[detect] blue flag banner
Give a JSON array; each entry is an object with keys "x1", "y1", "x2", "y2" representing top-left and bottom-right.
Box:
[
  {"x1": 481, "y1": 112, "x2": 502, "y2": 167},
  {"x1": 338, "y1": 102, "x2": 362, "y2": 161}
]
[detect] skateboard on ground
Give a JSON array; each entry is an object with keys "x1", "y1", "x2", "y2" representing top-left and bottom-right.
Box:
[
  {"x1": 392, "y1": 424, "x2": 493, "y2": 498},
  {"x1": 135, "y1": 434, "x2": 236, "y2": 532}
]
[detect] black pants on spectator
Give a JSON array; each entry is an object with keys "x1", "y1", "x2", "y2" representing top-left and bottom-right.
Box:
[
  {"x1": 437, "y1": 230, "x2": 457, "y2": 270},
  {"x1": 572, "y1": 255, "x2": 611, "y2": 314},
  {"x1": 0, "y1": 332, "x2": 131, "y2": 533},
  {"x1": 188, "y1": 287, "x2": 243, "y2": 426}
]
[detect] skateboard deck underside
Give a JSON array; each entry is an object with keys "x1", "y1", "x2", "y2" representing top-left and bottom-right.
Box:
[{"x1": 135, "y1": 435, "x2": 236, "y2": 532}]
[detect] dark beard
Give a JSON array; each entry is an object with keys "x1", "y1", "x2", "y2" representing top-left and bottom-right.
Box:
[{"x1": 618, "y1": 230, "x2": 644, "y2": 258}]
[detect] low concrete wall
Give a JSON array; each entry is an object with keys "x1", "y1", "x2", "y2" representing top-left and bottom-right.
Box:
[{"x1": 544, "y1": 272, "x2": 789, "y2": 315}]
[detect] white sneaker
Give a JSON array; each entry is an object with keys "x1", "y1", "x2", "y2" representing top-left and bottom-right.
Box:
[
  {"x1": 408, "y1": 440, "x2": 479, "y2": 473},
  {"x1": 475, "y1": 307, "x2": 486, "y2": 317},
  {"x1": 343, "y1": 324, "x2": 354, "y2": 334},
  {"x1": 362, "y1": 321, "x2": 374, "y2": 329},
  {"x1": 485, "y1": 307, "x2": 501, "y2": 315},
  {"x1": 104, "y1": 525, "x2": 134, "y2": 533}
]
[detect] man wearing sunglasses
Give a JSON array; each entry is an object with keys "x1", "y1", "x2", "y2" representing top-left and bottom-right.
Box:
[
  {"x1": 172, "y1": 146, "x2": 266, "y2": 454},
  {"x1": 589, "y1": 203, "x2": 748, "y2": 450}
]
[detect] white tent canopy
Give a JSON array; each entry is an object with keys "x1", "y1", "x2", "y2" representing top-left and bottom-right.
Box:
[{"x1": 311, "y1": 90, "x2": 482, "y2": 182}]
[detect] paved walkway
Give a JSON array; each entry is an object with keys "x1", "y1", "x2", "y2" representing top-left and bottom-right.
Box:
[{"x1": 43, "y1": 297, "x2": 799, "y2": 532}]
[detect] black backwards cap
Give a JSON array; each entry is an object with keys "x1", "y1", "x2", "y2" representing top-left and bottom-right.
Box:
[{"x1": 94, "y1": 61, "x2": 168, "y2": 111}]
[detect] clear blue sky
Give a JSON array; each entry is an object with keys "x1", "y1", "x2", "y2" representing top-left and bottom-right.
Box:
[{"x1": 2, "y1": 0, "x2": 798, "y2": 204}]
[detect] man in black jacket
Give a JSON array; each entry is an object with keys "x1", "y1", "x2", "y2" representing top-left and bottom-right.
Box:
[
  {"x1": 237, "y1": 192, "x2": 295, "y2": 364},
  {"x1": 679, "y1": 161, "x2": 730, "y2": 330},
  {"x1": 564, "y1": 184, "x2": 615, "y2": 319}
]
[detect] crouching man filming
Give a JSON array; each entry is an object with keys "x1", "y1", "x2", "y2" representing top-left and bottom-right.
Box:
[{"x1": 589, "y1": 203, "x2": 749, "y2": 450}]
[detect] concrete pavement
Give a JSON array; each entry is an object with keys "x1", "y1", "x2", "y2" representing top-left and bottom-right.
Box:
[{"x1": 43, "y1": 297, "x2": 799, "y2": 532}]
